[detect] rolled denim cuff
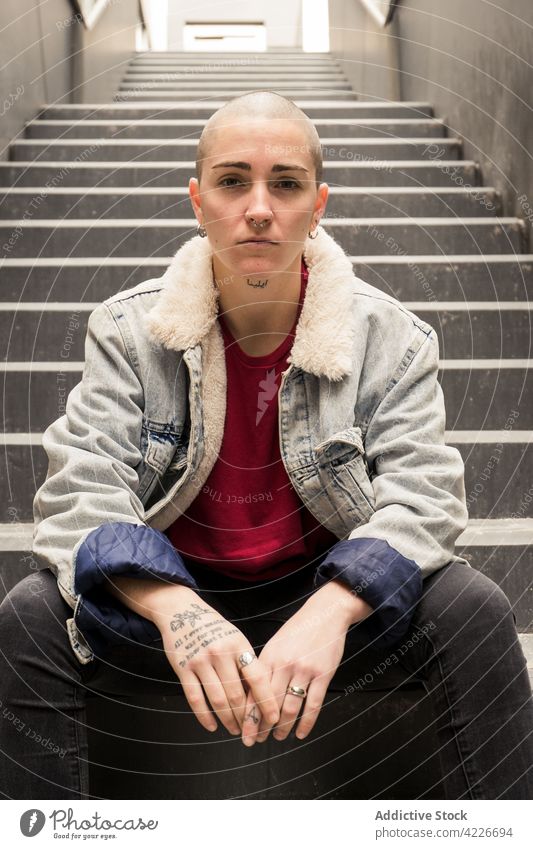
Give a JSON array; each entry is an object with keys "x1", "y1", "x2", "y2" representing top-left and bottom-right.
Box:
[
  {"x1": 313, "y1": 537, "x2": 422, "y2": 650},
  {"x1": 74, "y1": 521, "x2": 199, "y2": 658}
]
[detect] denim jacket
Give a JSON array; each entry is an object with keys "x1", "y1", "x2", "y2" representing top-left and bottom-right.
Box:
[{"x1": 32, "y1": 226, "x2": 469, "y2": 665}]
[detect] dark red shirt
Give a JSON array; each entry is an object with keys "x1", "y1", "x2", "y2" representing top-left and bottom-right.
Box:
[{"x1": 165, "y1": 259, "x2": 338, "y2": 580}]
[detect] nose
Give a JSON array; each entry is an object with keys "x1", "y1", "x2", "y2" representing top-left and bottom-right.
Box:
[{"x1": 245, "y1": 181, "x2": 273, "y2": 227}]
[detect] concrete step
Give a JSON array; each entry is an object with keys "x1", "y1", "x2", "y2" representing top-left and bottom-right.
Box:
[
  {"x1": 38, "y1": 102, "x2": 435, "y2": 120},
  {"x1": 2, "y1": 300, "x2": 530, "y2": 360},
  {"x1": 2, "y1": 360, "x2": 531, "y2": 433},
  {"x1": 117, "y1": 79, "x2": 353, "y2": 90},
  {"x1": 351, "y1": 255, "x2": 533, "y2": 300},
  {"x1": 113, "y1": 89, "x2": 361, "y2": 101},
  {"x1": 25, "y1": 118, "x2": 449, "y2": 140},
  {"x1": 0, "y1": 187, "x2": 501, "y2": 220},
  {"x1": 9, "y1": 138, "x2": 462, "y2": 163},
  {"x1": 0, "y1": 218, "x2": 525, "y2": 258},
  {"x1": 0, "y1": 160, "x2": 478, "y2": 188},
  {"x1": 122, "y1": 71, "x2": 348, "y2": 81},
  {"x1": 3, "y1": 255, "x2": 529, "y2": 303},
  {"x1": 1, "y1": 437, "x2": 531, "y2": 522}
]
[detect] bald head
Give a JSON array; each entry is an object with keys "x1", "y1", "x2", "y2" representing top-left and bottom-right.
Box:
[{"x1": 195, "y1": 91, "x2": 323, "y2": 187}]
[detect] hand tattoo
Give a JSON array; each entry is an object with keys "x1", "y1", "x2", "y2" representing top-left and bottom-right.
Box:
[{"x1": 170, "y1": 603, "x2": 210, "y2": 632}]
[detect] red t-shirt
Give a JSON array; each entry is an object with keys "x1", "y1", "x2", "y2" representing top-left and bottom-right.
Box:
[{"x1": 165, "y1": 259, "x2": 338, "y2": 580}]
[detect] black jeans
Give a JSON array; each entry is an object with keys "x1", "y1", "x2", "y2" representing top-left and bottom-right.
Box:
[{"x1": 0, "y1": 560, "x2": 532, "y2": 799}]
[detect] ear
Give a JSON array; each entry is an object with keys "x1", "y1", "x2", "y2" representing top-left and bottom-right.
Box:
[
  {"x1": 313, "y1": 182, "x2": 329, "y2": 225},
  {"x1": 188, "y1": 177, "x2": 203, "y2": 221}
]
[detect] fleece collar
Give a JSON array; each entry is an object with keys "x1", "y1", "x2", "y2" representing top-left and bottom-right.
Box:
[{"x1": 146, "y1": 225, "x2": 357, "y2": 381}]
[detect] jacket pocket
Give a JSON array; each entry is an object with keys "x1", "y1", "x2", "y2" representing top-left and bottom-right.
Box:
[
  {"x1": 137, "y1": 421, "x2": 183, "y2": 502},
  {"x1": 314, "y1": 427, "x2": 376, "y2": 526}
]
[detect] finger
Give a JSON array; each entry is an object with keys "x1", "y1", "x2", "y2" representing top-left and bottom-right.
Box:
[
  {"x1": 179, "y1": 669, "x2": 218, "y2": 733},
  {"x1": 273, "y1": 678, "x2": 310, "y2": 742},
  {"x1": 211, "y1": 655, "x2": 248, "y2": 730},
  {"x1": 240, "y1": 659, "x2": 280, "y2": 728},
  {"x1": 241, "y1": 690, "x2": 261, "y2": 746},
  {"x1": 199, "y1": 664, "x2": 241, "y2": 736},
  {"x1": 256, "y1": 668, "x2": 289, "y2": 743},
  {"x1": 294, "y1": 678, "x2": 328, "y2": 741}
]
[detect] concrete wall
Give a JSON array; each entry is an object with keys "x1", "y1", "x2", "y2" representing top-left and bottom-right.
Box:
[
  {"x1": 167, "y1": 0, "x2": 302, "y2": 50},
  {"x1": 0, "y1": 0, "x2": 139, "y2": 159},
  {"x1": 395, "y1": 0, "x2": 533, "y2": 222},
  {"x1": 328, "y1": 0, "x2": 400, "y2": 100},
  {"x1": 329, "y1": 0, "x2": 533, "y2": 222}
]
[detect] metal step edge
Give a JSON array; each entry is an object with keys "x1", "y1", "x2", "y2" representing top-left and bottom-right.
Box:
[
  {"x1": 2, "y1": 431, "x2": 531, "y2": 445},
  {"x1": 3, "y1": 254, "x2": 531, "y2": 267},
  {"x1": 1, "y1": 302, "x2": 531, "y2": 312},
  {"x1": 11, "y1": 137, "x2": 461, "y2": 147},
  {"x1": 27, "y1": 119, "x2": 446, "y2": 127},
  {"x1": 38, "y1": 100, "x2": 434, "y2": 109},
  {"x1": 0, "y1": 160, "x2": 472, "y2": 170},
  {"x1": 2, "y1": 518, "x2": 533, "y2": 549},
  {"x1": 1, "y1": 359, "x2": 531, "y2": 371},
  {"x1": 0, "y1": 186, "x2": 494, "y2": 196},
  {"x1": 0, "y1": 216, "x2": 522, "y2": 227}
]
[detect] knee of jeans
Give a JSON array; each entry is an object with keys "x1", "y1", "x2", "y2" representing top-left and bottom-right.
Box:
[
  {"x1": 452, "y1": 568, "x2": 514, "y2": 629},
  {"x1": 0, "y1": 570, "x2": 65, "y2": 647}
]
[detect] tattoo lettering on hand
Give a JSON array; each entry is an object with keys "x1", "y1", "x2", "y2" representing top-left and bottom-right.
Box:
[
  {"x1": 174, "y1": 614, "x2": 240, "y2": 668},
  {"x1": 246, "y1": 278, "x2": 269, "y2": 288},
  {"x1": 245, "y1": 705, "x2": 260, "y2": 726},
  {"x1": 170, "y1": 603, "x2": 210, "y2": 632}
]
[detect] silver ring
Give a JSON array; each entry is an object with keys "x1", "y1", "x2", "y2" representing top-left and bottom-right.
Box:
[
  {"x1": 286, "y1": 684, "x2": 307, "y2": 699},
  {"x1": 238, "y1": 650, "x2": 256, "y2": 668}
]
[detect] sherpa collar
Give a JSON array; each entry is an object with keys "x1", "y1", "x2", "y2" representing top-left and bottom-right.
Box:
[{"x1": 146, "y1": 224, "x2": 357, "y2": 381}]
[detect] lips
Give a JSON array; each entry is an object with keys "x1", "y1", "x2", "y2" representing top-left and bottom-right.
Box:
[{"x1": 237, "y1": 238, "x2": 277, "y2": 244}]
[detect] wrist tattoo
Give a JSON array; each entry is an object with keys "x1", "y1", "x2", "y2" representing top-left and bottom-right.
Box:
[
  {"x1": 246, "y1": 278, "x2": 269, "y2": 288},
  {"x1": 170, "y1": 603, "x2": 210, "y2": 632}
]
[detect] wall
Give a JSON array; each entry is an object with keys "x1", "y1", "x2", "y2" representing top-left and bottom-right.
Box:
[
  {"x1": 0, "y1": 0, "x2": 139, "y2": 159},
  {"x1": 166, "y1": 0, "x2": 302, "y2": 50},
  {"x1": 328, "y1": 0, "x2": 400, "y2": 100},
  {"x1": 395, "y1": 0, "x2": 533, "y2": 221},
  {"x1": 329, "y1": 0, "x2": 533, "y2": 223}
]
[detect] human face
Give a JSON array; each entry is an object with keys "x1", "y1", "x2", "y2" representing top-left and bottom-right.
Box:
[{"x1": 189, "y1": 118, "x2": 328, "y2": 280}]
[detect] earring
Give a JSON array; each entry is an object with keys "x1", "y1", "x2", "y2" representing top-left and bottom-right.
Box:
[
  {"x1": 197, "y1": 223, "x2": 207, "y2": 238},
  {"x1": 308, "y1": 223, "x2": 319, "y2": 239}
]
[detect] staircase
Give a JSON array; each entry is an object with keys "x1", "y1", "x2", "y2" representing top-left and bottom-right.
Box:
[{"x1": 1, "y1": 49, "x2": 532, "y2": 796}]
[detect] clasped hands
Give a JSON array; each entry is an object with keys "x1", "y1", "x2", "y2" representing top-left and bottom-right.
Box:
[{"x1": 155, "y1": 577, "x2": 371, "y2": 747}]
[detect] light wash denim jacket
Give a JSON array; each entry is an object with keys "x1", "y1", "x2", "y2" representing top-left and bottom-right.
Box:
[{"x1": 32, "y1": 226, "x2": 469, "y2": 665}]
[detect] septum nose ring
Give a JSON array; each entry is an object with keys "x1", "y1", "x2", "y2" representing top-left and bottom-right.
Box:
[{"x1": 250, "y1": 219, "x2": 269, "y2": 229}]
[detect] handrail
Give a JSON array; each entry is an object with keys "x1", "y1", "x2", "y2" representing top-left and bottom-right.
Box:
[
  {"x1": 358, "y1": 0, "x2": 400, "y2": 28},
  {"x1": 71, "y1": 0, "x2": 113, "y2": 30}
]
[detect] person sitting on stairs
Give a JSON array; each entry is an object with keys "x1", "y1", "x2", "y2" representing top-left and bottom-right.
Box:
[{"x1": 1, "y1": 91, "x2": 532, "y2": 800}]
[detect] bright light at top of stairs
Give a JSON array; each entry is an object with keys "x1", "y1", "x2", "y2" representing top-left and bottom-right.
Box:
[{"x1": 302, "y1": 0, "x2": 330, "y2": 52}]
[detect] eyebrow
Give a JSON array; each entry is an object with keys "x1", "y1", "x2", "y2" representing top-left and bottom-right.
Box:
[{"x1": 211, "y1": 161, "x2": 309, "y2": 173}]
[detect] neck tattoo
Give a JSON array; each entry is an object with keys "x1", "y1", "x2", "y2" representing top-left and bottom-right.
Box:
[{"x1": 246, "y1": 278, "x2": 269, "y2": 288}]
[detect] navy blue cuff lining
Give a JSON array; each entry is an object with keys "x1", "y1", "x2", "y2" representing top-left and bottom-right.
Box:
[
  {"x1": 314, "y1": 538, "x2": 422, "y2": 650},
  {"x1": 74, "y1": 521, "x2": 199, "y2": 657}
]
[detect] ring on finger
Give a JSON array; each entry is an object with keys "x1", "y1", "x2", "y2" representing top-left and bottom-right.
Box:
[
  {"x1": 238, "y1": 650, "x2": 256, "y2": 668},
  {"x1": 286, "y1": 684, "x2": 307, "y2": 699}
]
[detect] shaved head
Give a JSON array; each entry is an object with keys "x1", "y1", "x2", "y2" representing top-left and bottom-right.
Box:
[{"x1": 195, "y1": 90, "x2": 323, "y2": 187}]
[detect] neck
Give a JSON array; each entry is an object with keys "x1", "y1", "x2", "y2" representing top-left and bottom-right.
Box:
[{"x1": 213, "y1": 253, "x2": 304, "y2": 355}]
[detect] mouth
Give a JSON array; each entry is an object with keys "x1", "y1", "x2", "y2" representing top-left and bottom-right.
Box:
[{"x1": 237, "y1": 238, "x2": 278, "y2": 244}]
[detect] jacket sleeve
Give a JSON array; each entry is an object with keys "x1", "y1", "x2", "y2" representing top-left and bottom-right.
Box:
[
  {"x1": 32, "y1": 302, "x2": 198, "y2": 661},
  {"x1": 314, "y1": 327, "x2": 468, "y2": 649}
]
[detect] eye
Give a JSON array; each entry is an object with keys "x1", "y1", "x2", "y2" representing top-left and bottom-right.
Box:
[
  {"x1": 272, "y1": 179, "x2": 300, "y2": 190},
  {"x1": 219, "y1": 176, "x2": 247, "y2": 188}
]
